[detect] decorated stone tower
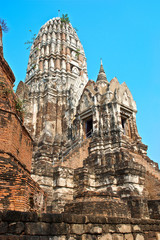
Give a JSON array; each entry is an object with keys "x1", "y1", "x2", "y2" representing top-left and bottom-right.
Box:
[
  {"x1": 17, "y1": 16, "x2": 160, "y2": 214},
  {"x1": 17, "y1": 17, "x2": 88, "y2": 161}
]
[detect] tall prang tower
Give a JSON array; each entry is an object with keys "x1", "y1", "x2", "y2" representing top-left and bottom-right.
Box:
[
  {"x1": 17, "y1": 17, "x2": 88, "y2": 162},
  {"x1": 17, "y1": 16, "x2": 160, "y2": 214}
]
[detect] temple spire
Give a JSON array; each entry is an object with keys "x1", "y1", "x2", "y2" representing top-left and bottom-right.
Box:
[{"x1": 96, "y1": 59, "x2": 107, "y2": 82}]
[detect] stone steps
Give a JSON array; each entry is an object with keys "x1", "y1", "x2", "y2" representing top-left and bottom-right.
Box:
[{"x1": 60, "y1": 138, "x2": 91, "y2": 169}]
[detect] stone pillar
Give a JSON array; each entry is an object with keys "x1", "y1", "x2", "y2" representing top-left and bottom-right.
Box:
[
  {"x1": 66, "y1": 62, "x2": 70, "y2": 72},
  {"x1": 61, "y1": 45, "x2": 66, "y2": 55},
  {"x1": 47, "y1": 33, "x2": 51, "y2": 42},
  {"x1": 42, "y1": 33, "x2": 46, "y2": 43},
  {"x1": 53, "y1": 23, "x2": 56, "y2": 31},
  {"x1": 62, "y1": 32, "x2": 65, "y2": 41},
  {"x1": 44, "y1": 59, "x2": 48, "y2": 71},
  {"x1": 37, "y1": 43, "x2": 40, "y2": 57},
  {"x1": 55, "y1": 58, "x2": 60, "y2": 70},
  {"x1": 80, "y1": 118, "x2": 83, "y2": 139},
  {"x1": 56, "y1": 96, "x2": 62, "y2": 135},
  {"x1": 61, "y1": 60, "x2": 66, "y2": 70},
  {"x1": 57, "y1": 32, "x2": 60, "y2": 40},
  {"x1": 66, "y1": 34, "x2": 70, "y2": 43},
  {"x1": 39, "y1": 60, "x2": 43, "y2": 72},
  {"x1": 50, "y1": 58, "x2": 54, "y2": 71},
  {"x1": 41, "y1": 47, "x2": 44, "y2": 57},
  {"x1": 46, "y1": 45, "x2": 50, "y2": 55},
  {"x1": 80, "y1": 70, "x2": 84, "y2": 76},
  {"x1": 92, "y1": 101, "x2": 99, "y2": 134},
  {"x1": 79, "y1": 54, "x2": 83, "y2": 62},
  {"x1": 52, "y1": 31, "x2": 56, "y2": 39},
  {"x1": 56, "y1": 43, "x2": 60, "y2": 53},
  {"x1": 66, "y1": 47, "x2": 70, "y2": 55},
  {"x1": 57, "y1": 22, "x2": 61, "y2": 32},
  {"x1": 51, "y1": 42, "x2": 55, "y2": 53}
]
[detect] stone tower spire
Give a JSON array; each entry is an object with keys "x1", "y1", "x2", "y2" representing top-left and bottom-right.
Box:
[
  {"x1": 97, "y1": 59, "x2": 107, "y2": 82},
  {"x1": 17, "y1": 16, "x2": 88, "y2": 152},
  {"x1": 25, "y1": 17, "x2": 88, "y2": 106},
  {"x1": 16, "y1": 17, "x2": 89, "y2": 208}
]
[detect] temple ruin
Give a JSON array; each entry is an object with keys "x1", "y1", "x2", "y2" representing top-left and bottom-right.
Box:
[{"x1": 0, "y1": 17, "x2": 160, "y2": 239}]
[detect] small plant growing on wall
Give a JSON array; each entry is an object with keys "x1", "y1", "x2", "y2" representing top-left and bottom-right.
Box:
[
  {"x1": 14, "y1": 98, "x2": 25, "y2": 120},
  {"x1": 25, "y1": 30, "x2": 37, "y2": 50},
  {"x1": 3, "y1": 87, "x2": 13, "y2": 96},
  {"x1": 15, "y1": 99, "x2": 23, "y2": 112},
  {"x1": 60, "y1": 14, "x2": 70, "y2": 24},
  {"x1": 75, "y1": 48, "x2": 80, "y2": 58}
]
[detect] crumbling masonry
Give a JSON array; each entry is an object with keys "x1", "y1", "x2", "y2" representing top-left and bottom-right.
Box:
[{"x1": 1, "y1": 17, "x2": 160, "y2": 239}]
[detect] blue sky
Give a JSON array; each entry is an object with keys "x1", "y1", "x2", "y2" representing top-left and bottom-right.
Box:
[{"x1": 1, "y1": 0, "x2": 160, "y2": 165}]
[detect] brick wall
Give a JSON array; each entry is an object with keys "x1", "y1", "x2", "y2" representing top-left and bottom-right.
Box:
[
  {"x1": 0, "y1": 154, "x2": 46, "y2": 212},
  {"x1": 0, "y1": 110, "x2": 32, "y2": 172},
  {"x1": 0, "y1": 36, "x2": 46, "y2": 212},
  {"x1": 0, "y1": 49, "x2": 33, "y2": 172},
  {"x1": 145, "y1": 173, "x2": 160, "y2": 200},
  {"x1": 0, "y1": 211, "x2": 160, "y2": 239}
]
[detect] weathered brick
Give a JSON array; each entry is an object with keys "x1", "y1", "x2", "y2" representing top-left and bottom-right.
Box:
[
  {"x1": 134, "y1": 234, "x2": 144, "y2": 240},
  {"x1": 71, "y1": 224, "x2": 85, "y2": 235},
  {"x1": 25, "y1": 222, "x2": 51, "y2": 235},
  {"x1": 124, "y1": 234, "x2": 134, "y2": 240},
  {"x1": 0, "y1": 222, "x2": 8, "y2": 234},
  {"x1": 21, "y1": 212, "x2": 38, "y2": 222},
  {"x1": 8, "y1": 222, "x2": 24, "y2": 234},
  {"x1": 82, "y1": 234, "x2": 97, "y2": 240},
  {"x1": 0, "y1": 51, "x2": 46, "y2": 213},
  {"x1": 98, "y1": 234, "x2": 112, "y2": 240},
  {"x1": 2, "y1": 211, "x2": 22, "y2": 222},
  {"x1": 117, "y1": 224, "x2": 131, "y2": 233},
  {"x1": 85, "y1": 215, "x2": 107, "y2": 224},
  {"x1": 62, "y1": 214, "x2": 85, "y2": 224},
  {"x1": 112, "y1": 234, "x2": 123, "y2": 240},
  {"x1": 50, "y1": 223, "x2": 68, "y2": 235}
]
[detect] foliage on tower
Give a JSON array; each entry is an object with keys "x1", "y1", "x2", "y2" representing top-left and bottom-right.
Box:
[
  {"x1": 0, "y1": 19, "x2": 8, "y2": 32},
  {"x1": 24, "y1": 30, "x2": 37, "y2": 50},
  {"x1": 60, "y1": 14, "x2": 70, "y2": 24}
]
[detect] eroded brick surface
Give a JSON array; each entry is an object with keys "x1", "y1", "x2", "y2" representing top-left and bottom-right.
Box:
[
  {"x1": 0, "y1": 212, "x2": 160, "y2": 239},
  {"x1": 0, "y1": 27, "x2": 46, "y2": 212}
]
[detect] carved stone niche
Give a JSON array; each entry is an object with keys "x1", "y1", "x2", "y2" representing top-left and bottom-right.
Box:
[
  {"x1": 120, "y1": 107, "x2": 132, "y2": 138},
  {"x1": 122, "y1": 91, "x2": 130, "y2": 107},
  {"x1": 72, "y1": 66, "x2": 79, "y2": 75}
]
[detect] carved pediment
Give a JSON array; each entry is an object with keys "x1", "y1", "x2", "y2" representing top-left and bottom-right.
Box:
[
  {"x1": 116, "y1": 82, "x2": 137, "y2": 111},
  {"x1": 79, "y1": 92, "x2": 93, "y2": 113}
]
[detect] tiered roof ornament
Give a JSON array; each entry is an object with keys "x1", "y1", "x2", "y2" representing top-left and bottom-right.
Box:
[{"x1": 96, "y1": 59, "x2": 108, "y2": 82}]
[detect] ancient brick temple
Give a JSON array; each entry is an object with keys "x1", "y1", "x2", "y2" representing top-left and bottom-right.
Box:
[
  {"x1": 1, "y1": 17, "x2": 160, "y2": 239},
  {"x1": 15, "y1": 16, "x2": 160, "y2": 217},
  {"x1": 0, "y1": 26, "x2": 46, "y2": 212}
]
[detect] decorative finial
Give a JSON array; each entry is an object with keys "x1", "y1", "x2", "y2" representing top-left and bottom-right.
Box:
[
  {"x1": 58, "y1": 10, "x2": 60, "y2": 17},
  {"x1": 96, "y1": 59, "x2": 108, "y2": 82}
]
